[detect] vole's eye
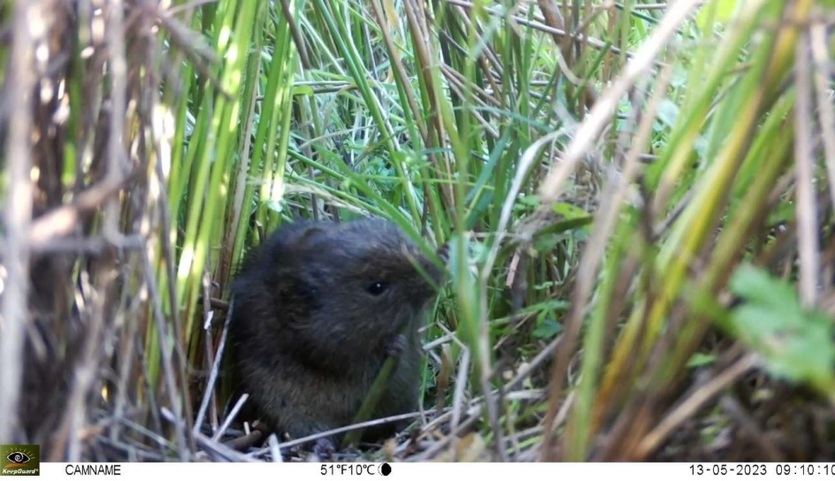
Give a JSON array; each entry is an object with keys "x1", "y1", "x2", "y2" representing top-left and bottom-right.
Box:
[{"x1": 366, "y1": 281, "x2": 389, "y2": 296}]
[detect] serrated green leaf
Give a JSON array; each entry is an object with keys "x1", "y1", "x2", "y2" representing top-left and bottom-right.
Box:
[{"x1": 729, "y1": 264, "x2": 835, "y2": 393}]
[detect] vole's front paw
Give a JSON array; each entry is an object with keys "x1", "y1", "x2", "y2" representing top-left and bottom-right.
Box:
[
  {"x1": 385, "y1": 334, "x2": 407, "y2": 357},
  {"x1": 313, "y1": 437, "x2": 335, "y2": 460}
]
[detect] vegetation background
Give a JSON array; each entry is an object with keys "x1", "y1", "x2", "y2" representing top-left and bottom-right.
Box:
[{"x1": 0, "y1": 0, "x2": 833, "y2": 461}]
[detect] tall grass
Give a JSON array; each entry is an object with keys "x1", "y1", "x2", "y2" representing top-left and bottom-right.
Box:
[{"x1": 0, "y1": 0, "x2": 833, "y2": 461}]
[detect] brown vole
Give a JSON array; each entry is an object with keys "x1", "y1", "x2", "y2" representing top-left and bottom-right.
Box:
[{"x1": 228, "y1": 218, "x2": 441, "y2": 455}]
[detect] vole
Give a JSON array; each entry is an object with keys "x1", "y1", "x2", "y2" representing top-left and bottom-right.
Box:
[{"x1": 228, "y1": 218, "x2": 441, "y2": 456}]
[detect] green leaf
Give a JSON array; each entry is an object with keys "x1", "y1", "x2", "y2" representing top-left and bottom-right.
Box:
[
  {"x1": 729, "y1": 264, "x2": 835, "y2": 393},
  {"x1": 696, "y1": 0, "x2": 739, "y2": 31},
  {"x1": 656, "y1": 99, "x2": 679, "y2": 129},
  {"x1": 533, "y1": 316, "x2": 562, "y2": 340},
  {"x1": 687, "y1": 352, "x2": 716, "y2": 368},
  {"x1": 551, "y1": 202, "x2": 590, "y2": 220},
  {"x1": 292, "y1": 84, "x2": 314, "y2": 96}
]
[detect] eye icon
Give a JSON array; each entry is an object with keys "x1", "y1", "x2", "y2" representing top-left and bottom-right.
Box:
[{"x1": 6, "y1": 452, "x2": 30, "y2": 464}]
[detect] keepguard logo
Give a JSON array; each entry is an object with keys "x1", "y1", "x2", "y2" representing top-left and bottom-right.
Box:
[{"x1": 0, "y1": 444, "x2": 39, "y2": 476}]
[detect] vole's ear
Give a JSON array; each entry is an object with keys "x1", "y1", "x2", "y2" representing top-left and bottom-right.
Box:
[
  {"x1": 298, "y1": 225, "x2": 326, "y2": 243},
  {"x1": 262, "y1": 222, "x2": 327, "y2": 266},
  {"x1": 284, "y1": 224, "x2": 326, "y2": 252}
]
